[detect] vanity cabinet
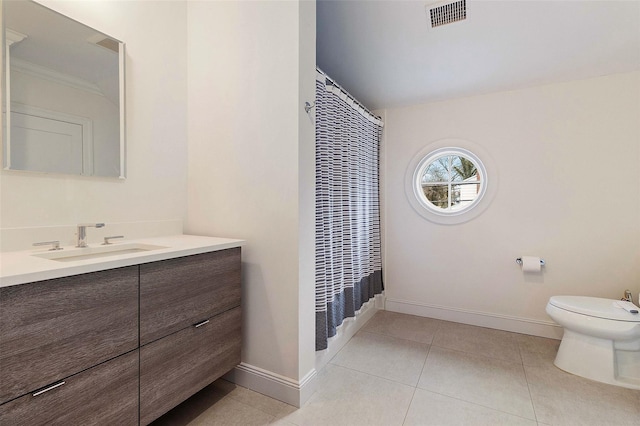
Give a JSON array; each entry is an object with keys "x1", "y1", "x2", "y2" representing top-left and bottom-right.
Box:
[
  {"x1": 140, "y1": 307, "x2": 241, "y2": 424},
  {"x1": 0, "y1": 245, "x2": 242, "y2": 425},
  {"x1": 0, "y1": 266, "x2": 138, "y2": 405},
  {"x1": 0, "y1": 350, "x2": 139, "y2": 425},
  {"x1": 139, "y1": 248, "x2": 242, "y2": 425},
  {"x1": 140, "y1": 248, "x2": 242, "y2": 345}
]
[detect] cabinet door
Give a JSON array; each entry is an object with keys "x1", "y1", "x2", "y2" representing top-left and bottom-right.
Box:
[
  {"x1": 140, "y1": 248, "x2": 241, "y2": 345},
  {"x1": 140, "y1": 307, "x2": 241, "y2": 425},
  {"x1": 0, "y1": 350, "x2": 138, "y2": 426},
  {"x1": 0, "y1": 266, "x2": 138, "y2": 404}
]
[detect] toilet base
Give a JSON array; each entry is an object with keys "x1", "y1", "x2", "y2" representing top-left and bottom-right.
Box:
[{"x1": 555, "y1": 329, "x2": 640, "y2": 390}]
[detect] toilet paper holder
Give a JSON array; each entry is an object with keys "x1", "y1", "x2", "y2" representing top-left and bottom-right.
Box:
[{"x1": 516, "y1": 258, "x2": 545, "y2": 266}]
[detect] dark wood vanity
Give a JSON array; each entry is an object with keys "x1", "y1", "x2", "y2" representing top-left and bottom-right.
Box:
[{"x1": 0, "y1": 247, "x2": 241, "y2": 425}]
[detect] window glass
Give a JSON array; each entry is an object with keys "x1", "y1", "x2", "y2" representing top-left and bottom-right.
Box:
[{"x1": 414, "y1": 149, "x2": 486, "y2": 215}]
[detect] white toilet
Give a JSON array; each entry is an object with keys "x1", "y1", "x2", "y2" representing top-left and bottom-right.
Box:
[{"x1": 546, "y1": 295, "x2": 640, "y2": 390}]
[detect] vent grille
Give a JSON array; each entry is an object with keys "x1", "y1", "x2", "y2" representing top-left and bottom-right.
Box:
[{"x1": 428, "y1": 0, "x2": 467, "y2": 28}]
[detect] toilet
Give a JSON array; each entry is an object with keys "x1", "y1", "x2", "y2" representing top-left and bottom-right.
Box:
[{"x1": 546, "y1": 295, "x2": 640, "y2": 390}]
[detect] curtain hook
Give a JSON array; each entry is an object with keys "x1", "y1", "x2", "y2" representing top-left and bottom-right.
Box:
[{"x1": 304, "y1": 101, "x2": 315, "y2": 114}]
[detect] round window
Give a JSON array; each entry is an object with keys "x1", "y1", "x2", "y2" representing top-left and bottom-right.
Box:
[{"x1": 413, "y1": 147, "x2": 487, "y2": 216}]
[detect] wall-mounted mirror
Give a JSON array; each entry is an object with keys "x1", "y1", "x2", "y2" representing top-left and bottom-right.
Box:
[{"x1": 2, "y1": 0, "x2": 125, "y2": 178}]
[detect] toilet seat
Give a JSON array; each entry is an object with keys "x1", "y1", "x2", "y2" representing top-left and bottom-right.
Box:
[{"x1": 549, "y1": 296, "x2": 640, "y2": 322}]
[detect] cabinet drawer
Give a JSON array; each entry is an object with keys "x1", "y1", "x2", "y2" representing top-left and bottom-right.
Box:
[
  {"x1": 140, "y1": 248, "x2": 241, "y2": 345},
  {"x1": 140, "y1": 306, "x2": 241, "y2": 425},
  {"x1": 0, "y1": 266, "x2": 138, "y2": 404},
  {"x1": 0, "y1": 350, "x2": 139, "y2": 426}
]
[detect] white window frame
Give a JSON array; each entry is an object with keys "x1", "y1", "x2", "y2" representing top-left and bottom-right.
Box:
[
  {"x1": 413, "y1": 147, "x2": 487, "y2": 215},
  {"x1": 405, "y1": 140, "x2": 496, "y2": 225}
]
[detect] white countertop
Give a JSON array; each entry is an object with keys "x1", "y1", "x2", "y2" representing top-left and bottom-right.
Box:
[{"x1": 0, "y1": 234, "x2": 245, "y2": 288}]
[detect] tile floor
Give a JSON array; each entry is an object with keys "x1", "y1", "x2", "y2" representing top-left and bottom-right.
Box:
[{"x1": 152, "y1": 311, "x2": 640, "y2": 426}]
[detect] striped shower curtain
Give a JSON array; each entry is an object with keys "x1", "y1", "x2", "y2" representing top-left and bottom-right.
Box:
[{"x1": 315, "y1": 70, "x2": 384, "y2": 351}]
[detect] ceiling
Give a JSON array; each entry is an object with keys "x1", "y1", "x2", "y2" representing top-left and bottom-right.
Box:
[{"x1": 316, "y1": 0, "x2": 640, "y2": 110}]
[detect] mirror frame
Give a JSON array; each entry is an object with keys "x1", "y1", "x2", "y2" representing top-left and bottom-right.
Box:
[{"x1": 2, "y1": 0, "x2": 126, "y2": 179}]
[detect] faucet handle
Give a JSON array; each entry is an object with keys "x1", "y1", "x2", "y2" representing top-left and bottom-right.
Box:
[
  {"x1": 33, "y1": 241, "x2": 63, "y2": 251},
  {"x1": 102, "y1": 236, "x2": 124, "y2": 245},
  {"x1": 78, "y1": 223, "x2": 105, "y2": 228}
]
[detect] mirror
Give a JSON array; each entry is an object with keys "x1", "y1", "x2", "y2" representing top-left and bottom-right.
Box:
[{"x1": 2, "y1": 0, "x2": 125, "y2": 178}]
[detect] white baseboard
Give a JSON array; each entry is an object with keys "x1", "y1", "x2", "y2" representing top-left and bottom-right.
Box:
[
  {"x1": 224, "y1": 363, "x2": 317, "y2": 408},
  {"x1": 315, "y1": 293, "x2": 385, "y2": 371},
  {"x1": 385, "y1": 298, "x2": 563, "y2": 340},
  {"x1": 225, "y1": 292, "x2": 385, "y2": 408}
]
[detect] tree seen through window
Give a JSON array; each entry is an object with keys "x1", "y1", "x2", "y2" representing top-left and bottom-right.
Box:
[{"x1": 420, "y1": 155, "x2": 480, "y2": 211}]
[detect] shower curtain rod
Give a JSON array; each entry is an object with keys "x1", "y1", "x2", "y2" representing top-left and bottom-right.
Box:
[{"x1": 316, "y1": 67, "x2": 382, "y2": 123}]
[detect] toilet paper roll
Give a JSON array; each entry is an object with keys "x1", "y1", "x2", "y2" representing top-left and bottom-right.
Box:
[{"x1": 521, "y1": 256, "x2": 541, "y2": 272}]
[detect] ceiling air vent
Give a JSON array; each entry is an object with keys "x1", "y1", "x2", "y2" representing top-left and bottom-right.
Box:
[{"x1": 427, "y1": 0, "x2": 467, "y2": 28}]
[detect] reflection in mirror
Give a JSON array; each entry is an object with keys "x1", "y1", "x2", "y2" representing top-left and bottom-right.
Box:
[{"x1": 2, "y1": 0, "x2": 125, "y2": 178}]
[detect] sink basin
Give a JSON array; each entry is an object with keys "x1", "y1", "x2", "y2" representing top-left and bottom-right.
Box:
[{"x1": 33, "y1": 243, "x2": 168, "y2": 262}]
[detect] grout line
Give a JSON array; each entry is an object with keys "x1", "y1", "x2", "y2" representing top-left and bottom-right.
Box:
[
  {"x1": 415, "y1": 388, "x2": 540, "y2": 423},
  {"x1": 417, "y1": 325, "x2": 537, "y2": 422},
  {"x1": 519, "y1": 353, "x2": 540, "y2": 424},
  {"x1": 428, "y1": 342, "x2": 524, "y2": 366},
  {"x1": 401, "y1": 386, "x2": 418, "y2": 426},
  {"x1": 329, "y1": 362, "x2": 421, "y2": 389},
  {"x1": 400, "y1": 340, "x2": 433, "y2": 425},
  {"x1": 417, "y1": 340, "x2": 432, "y2": 387},
  {"x1": 357, "y1": 329, "x2": 435, "y2": 346},
  {"x1": 523, "y1": 372, "x2": 539, "y2": 424},
  {"x1": 327, "y1": 363, "x2": 419, "y2": 389},
  {"x1": 326, "y1": 328, "x2": 360, "y2": 367},
  {"x1": 514, "y1": 335, "x2": 538, "y2": 421}
]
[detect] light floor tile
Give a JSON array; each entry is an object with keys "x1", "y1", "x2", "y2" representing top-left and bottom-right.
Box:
[
  {"x1": 362, "y1": 310, "x2": 442, "y2": 344},
  {"x1": 432, "y1": 321, "x2": 522, "y2": 363},
  {"x1": 269, "y1": 420, "x2": 298, "y2": 426},
  {"x1": 151, "y1": 384, "x2": 228, "y2": 425},
  {"x1": 525, "y1": 363, "x2": 640, "y2": 426},
  {"x1": 148, "y1": 313, "x2": 640, "y2": 426},
  {"x1": 152, "y1": 388, "x2": 275, "y2": 426},
  {"x1": 280, "y1": 364, "x2": 414, "y2": 426},
  {"x1": 418, "y1": 346, "x2": 535, "y2": 420},
  {"x1": 189, "y1": 397, "x2": 275, "y2": 426},
  {"x1": 330, "y1": 330, "x2": 429, "y2": 386},
  {"x1": 404, "y1": 388, "x2": 538, "y2": 426},
  {"x1": 515, "y1": 334, "x2": 560, "y2": 367},
  {"x1": 223, "y1": 381, "x2": 296, "y2": 417}
]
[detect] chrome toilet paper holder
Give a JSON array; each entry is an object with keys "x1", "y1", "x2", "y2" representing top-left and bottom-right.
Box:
[{"x1": 516, "y1": 258, "x2": 545, "y2": 266}]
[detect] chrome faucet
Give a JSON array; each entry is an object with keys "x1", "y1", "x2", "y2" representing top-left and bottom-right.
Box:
[
  {"x1": 76, "y1": 223, "x2": 105, "y2": 248},
  {"x1": 623, "y1": 290, "x2": 634, "y2": 304}
]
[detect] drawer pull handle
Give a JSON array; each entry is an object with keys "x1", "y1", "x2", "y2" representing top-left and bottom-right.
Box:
[
  {"x1": 33, "y1": 381, "x2": 65, "y2": 397},
  {"x1": 194, "y1": 319, "x2": 210, "y2": 328}
]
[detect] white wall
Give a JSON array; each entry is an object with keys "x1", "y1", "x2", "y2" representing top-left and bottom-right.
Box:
[
  {"x1": 297, "y1": 0, "x2": 317, "y2": 393},
  {"x1": 185, "y1": 0, "x2": 316, "y2": 405},
  {"x1": 1, "y1": 0, "x2": 188, "y2": 234},
  {"x1": 382, "y1": 72, "x2": 640, "y2": 337}
]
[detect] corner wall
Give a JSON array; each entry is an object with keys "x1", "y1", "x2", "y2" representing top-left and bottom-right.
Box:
[
  {"x1": 185, "y1": 0, "x2": 316, "y2": 406},
  {"x1": 382, "y1": 72, "x2": 640, "y2": 337}
]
